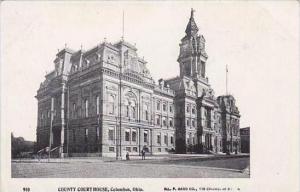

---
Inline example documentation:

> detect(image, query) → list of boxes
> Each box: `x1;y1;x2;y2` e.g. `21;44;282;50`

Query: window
133;147;138;152
170;136;174;144
73;103;76;118
96;127;99;141
108;95;115;114
126;147;131;152
125;130;130;141
169;119;173;127
85;128;88;142
85;99;89;117
158;148;161;152
144;131;148;143
156;115;160;125
163;117;167;127
187;119;190;126
126;105;129;117
145;110;148;120
109;147;115;152
165;148;168;152
157;101;160;110
163;103;167;111
164;135;168;145
169;105;173;113
186;105;190;113
192;120;195;127
132;130;137;142
157;135;161;144
192;107;195;114
96;96;99;115
132;107;136;119
108;129;114;141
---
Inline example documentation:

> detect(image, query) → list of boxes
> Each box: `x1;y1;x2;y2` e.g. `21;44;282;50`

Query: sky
1;1;299;143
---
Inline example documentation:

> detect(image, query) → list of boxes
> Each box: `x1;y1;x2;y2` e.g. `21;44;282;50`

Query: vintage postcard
1;1;299;192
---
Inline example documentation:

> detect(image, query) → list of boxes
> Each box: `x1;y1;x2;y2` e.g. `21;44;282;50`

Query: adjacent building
36;9;241;157
240;127;250;153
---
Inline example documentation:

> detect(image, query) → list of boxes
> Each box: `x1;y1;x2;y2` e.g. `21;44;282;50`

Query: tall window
192;120;195;127
73;103;76;118
126;105;129;117
108;95;115;114
157;101;160;110
157;135;161;144
96;127;99;141
170;136;174;144
164;135;168;145
85;128;88;143
108;129;114;141
169;119;173;127
96;96;99;115
187;119;190;126
163;117;167;127
144;104;149;121
186;105;190;113
163;103;167;111
125;130;130;141
85;99;89;117
169;105;173;113
145;110;148;121
132;130;137;142
156;115;161;125
132;107;136;119
144;131;148;143
192;107;196;114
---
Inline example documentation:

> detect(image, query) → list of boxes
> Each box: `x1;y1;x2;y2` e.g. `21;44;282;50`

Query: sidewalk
12;153;249;163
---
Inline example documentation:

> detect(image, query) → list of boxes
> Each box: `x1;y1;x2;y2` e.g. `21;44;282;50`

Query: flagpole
226;64;228;95
122;10;124;40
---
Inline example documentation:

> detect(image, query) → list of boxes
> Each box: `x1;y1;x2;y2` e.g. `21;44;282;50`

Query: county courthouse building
36;10;241;157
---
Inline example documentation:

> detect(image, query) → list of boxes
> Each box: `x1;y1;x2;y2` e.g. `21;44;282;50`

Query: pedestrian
126;152;130;160
141;149;145;160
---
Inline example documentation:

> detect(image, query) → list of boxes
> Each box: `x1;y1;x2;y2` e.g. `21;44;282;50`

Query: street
12;155;250;178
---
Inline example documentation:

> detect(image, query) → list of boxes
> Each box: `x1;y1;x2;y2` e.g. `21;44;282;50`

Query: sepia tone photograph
1;1;299;191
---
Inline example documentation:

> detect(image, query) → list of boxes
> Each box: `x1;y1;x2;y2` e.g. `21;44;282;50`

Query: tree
11;132;34;158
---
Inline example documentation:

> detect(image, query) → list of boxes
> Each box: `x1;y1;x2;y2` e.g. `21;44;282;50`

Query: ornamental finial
191;8;195;18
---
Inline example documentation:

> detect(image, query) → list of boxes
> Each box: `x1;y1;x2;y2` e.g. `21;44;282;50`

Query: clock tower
178;9;208;80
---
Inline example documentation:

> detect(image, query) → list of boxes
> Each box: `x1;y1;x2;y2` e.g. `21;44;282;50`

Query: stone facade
36;9;241;157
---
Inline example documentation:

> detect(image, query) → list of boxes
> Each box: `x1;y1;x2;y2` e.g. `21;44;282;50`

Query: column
60;83;65;158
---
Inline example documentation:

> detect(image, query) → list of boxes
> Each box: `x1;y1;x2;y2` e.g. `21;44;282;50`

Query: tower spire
185;8;198;37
